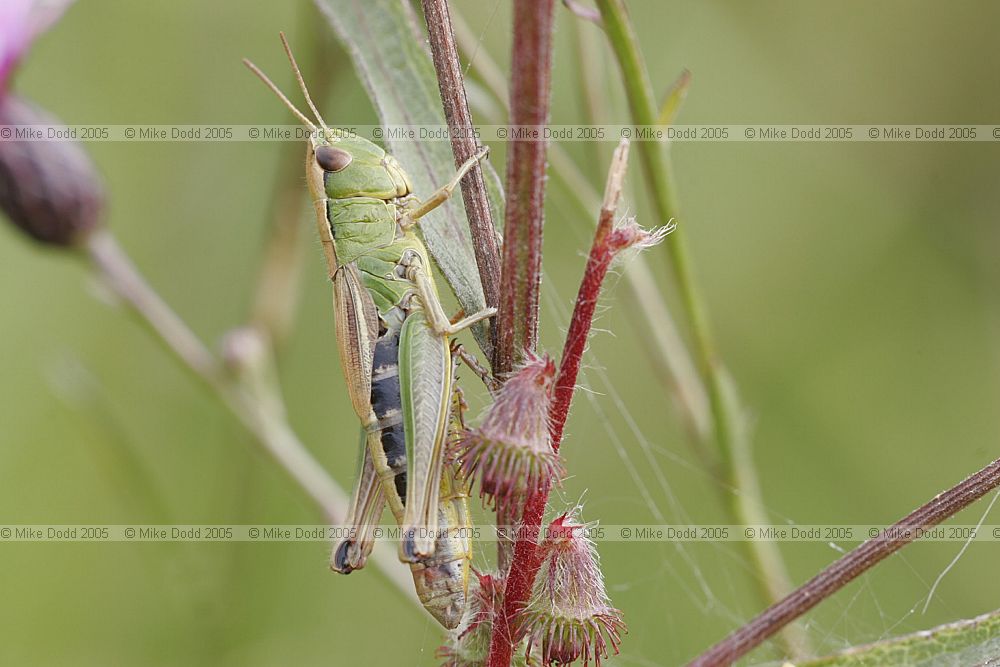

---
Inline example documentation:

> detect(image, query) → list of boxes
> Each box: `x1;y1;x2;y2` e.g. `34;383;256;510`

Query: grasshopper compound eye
316;145;352;172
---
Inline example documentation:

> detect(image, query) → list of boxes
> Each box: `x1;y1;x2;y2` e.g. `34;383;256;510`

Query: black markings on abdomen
370;329;407;503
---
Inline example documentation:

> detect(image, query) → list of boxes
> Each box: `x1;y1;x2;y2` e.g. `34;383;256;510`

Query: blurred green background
2;1;999;665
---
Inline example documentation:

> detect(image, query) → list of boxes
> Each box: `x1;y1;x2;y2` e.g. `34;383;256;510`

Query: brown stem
688;456;1000;666
421;0;502;355
487;140;632;667
490;0;557;377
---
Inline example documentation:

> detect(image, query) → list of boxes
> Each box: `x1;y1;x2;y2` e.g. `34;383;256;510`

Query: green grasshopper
244;35;492;627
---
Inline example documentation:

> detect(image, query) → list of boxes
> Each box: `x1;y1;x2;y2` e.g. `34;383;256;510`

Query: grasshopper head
245;33;412;202
307;133;412;201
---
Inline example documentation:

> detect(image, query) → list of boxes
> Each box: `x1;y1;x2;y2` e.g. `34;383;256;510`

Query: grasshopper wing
332;264;380;421
398;310;452;561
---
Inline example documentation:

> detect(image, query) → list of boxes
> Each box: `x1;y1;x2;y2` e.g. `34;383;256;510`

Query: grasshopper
244;34;492;627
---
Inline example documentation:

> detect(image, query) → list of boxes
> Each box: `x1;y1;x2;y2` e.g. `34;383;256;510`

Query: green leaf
315;0;504;354
793;609;1000;667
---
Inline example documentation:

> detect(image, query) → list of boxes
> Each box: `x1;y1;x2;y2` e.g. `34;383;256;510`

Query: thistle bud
0;95;104;246
438;571;537;667
437;571;503;667
454;354;563;516
518;513;625;666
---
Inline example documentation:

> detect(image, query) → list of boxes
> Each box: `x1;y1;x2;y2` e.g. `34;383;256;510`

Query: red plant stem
491;0;557;377
549;139;630;445
420;0;502;350
486;141;631;667
688;456;1000;667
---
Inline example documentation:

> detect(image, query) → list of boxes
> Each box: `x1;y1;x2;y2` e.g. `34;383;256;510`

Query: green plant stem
247;136;309;345
570;9;611;181
593;0;807;658
83;229;416;603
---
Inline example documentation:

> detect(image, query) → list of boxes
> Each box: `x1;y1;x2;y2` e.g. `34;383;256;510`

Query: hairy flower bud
438;571;502;667
518;513;625;666
454;353;563;517
0;95;104;246
438;572;536;667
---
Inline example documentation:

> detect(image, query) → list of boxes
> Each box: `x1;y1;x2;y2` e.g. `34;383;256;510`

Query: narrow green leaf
656;68;691;128
315;0;504;353
794;609;1000;667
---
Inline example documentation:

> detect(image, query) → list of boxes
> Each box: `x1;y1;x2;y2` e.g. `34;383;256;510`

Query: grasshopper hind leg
333;327;410;573
331;431;385;574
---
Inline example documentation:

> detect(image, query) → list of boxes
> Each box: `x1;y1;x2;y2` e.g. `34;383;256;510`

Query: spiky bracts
455;354;564;517
439;572;536;667
517;514;625;666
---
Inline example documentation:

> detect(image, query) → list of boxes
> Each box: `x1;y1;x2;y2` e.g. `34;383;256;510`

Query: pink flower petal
0;0;75;89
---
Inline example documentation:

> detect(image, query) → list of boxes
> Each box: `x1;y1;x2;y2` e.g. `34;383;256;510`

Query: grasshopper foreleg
400;251;496;336
398;146;490;228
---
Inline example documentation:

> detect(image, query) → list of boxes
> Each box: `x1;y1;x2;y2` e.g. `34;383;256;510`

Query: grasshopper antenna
279;31;332;137
242;57;318;132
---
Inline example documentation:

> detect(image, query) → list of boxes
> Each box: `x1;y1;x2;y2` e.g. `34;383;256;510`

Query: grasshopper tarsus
330;540;358;574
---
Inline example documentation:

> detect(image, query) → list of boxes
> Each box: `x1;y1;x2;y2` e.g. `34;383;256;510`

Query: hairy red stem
485;1;557;660
491;0;556;377
487;141;631;667
688;456;1000;666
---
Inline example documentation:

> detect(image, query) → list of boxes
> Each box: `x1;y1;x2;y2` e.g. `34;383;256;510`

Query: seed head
454;353;563;517
518;513;626;666
437;571;502;666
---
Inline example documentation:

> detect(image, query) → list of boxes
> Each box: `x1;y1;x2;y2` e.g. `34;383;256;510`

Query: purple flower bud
454;353;564;518
438;571;537;667
519;513;626;666
0;95;104;246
